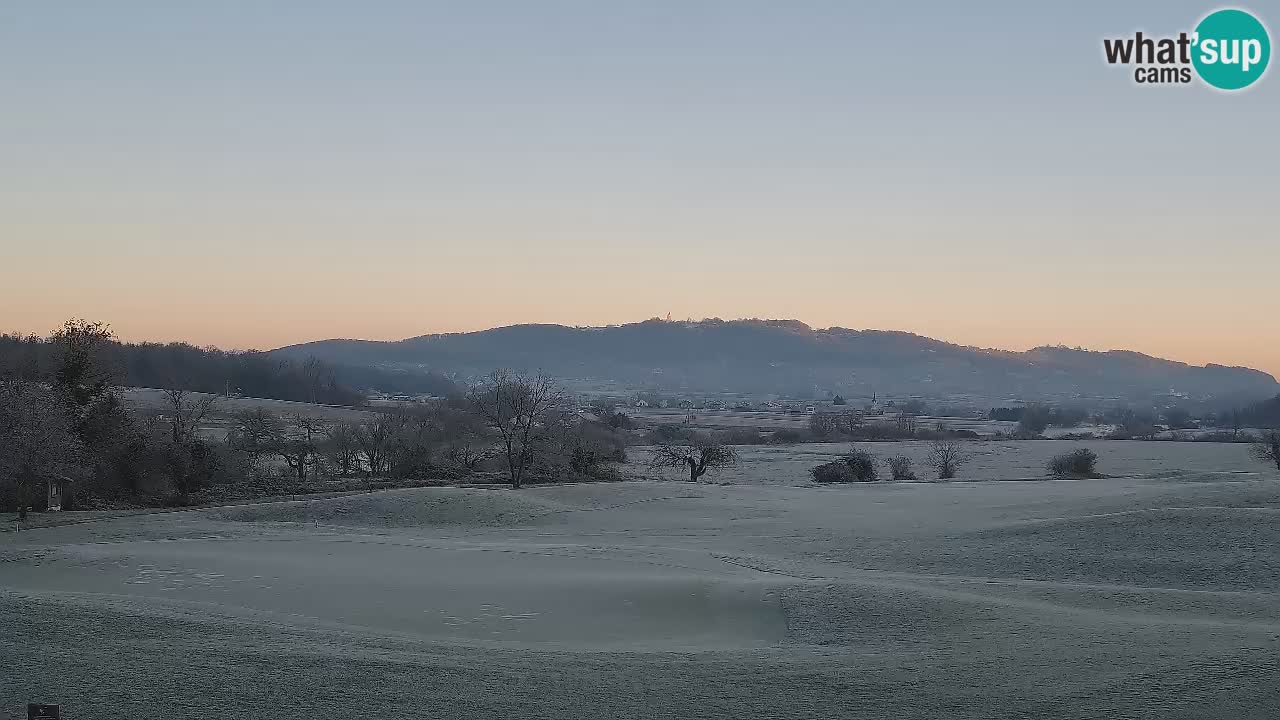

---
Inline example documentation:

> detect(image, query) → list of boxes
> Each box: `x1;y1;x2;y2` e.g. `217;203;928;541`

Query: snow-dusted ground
636;439;1265;484
4;447;1279;718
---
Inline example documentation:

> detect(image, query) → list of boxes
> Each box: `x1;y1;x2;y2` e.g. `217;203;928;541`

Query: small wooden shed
46;474;72;512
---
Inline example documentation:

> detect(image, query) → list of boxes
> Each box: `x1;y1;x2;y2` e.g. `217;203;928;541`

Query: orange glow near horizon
4;208;1278;376
5;297;1279;379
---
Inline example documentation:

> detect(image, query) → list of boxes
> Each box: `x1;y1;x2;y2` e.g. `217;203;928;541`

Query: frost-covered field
3;443;1278;719
634;439;1264;484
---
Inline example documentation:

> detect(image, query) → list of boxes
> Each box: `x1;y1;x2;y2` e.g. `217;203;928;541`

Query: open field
624;407;1020;435
634;439;1266;484
119;387;375;442
120;388;374;423
4;443;1279;719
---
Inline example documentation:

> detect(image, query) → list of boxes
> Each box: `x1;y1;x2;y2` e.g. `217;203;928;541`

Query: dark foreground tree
468;370;566;488
0;380;88;511
1254;430;1280;472
651;434;736;482
164;436;223;501
51;319;119;409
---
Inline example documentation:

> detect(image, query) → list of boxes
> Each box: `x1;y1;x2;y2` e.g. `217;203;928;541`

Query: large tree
272;415;326;481
162;388;219;444
51;319;119;410
467;370;566;488
650;433;736;483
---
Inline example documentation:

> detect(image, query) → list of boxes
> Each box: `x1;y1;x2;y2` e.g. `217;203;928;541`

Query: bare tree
895;411;919;437
467;370;566;488
1254;429;1280;472
436;408;495;471
384;409;438;479
300;356;330;405
809;412;838;437
355;413;395;477
1228;409;1244;441
925;439;969;479
323;421;363;476
650;433;737;483
227;408;277;478
162;388;219;443
273;415;326;481
835;409;863;435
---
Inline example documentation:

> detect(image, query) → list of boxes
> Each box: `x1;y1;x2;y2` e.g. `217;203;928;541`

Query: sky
2;1;1278;375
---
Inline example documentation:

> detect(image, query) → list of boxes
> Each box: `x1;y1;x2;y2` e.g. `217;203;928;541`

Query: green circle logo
1192;9;1271;90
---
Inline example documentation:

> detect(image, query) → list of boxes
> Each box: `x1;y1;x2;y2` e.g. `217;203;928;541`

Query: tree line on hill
220;373;628;492
1234;394;1280;428
0;324;460;407
275;318;1280;402
0;321;627;513
990;396;1280;439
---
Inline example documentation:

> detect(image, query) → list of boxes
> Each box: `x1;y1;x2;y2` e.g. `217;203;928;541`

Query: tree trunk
507;447;520;489
687;457;704;482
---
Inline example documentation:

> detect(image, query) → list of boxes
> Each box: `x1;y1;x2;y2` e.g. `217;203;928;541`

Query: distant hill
0;333;458;407
273;319;1279;404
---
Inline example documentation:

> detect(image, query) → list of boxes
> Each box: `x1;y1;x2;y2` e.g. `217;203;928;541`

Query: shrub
886;455;916;482
842;450;878;481
649;424;691;443
771;429;805;444
811;461;857;483
165;438;227;499
716;428;768;446
1046;448;1099;478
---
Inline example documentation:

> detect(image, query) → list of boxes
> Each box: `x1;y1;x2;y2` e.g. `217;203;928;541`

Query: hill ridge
273;318;1277;402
